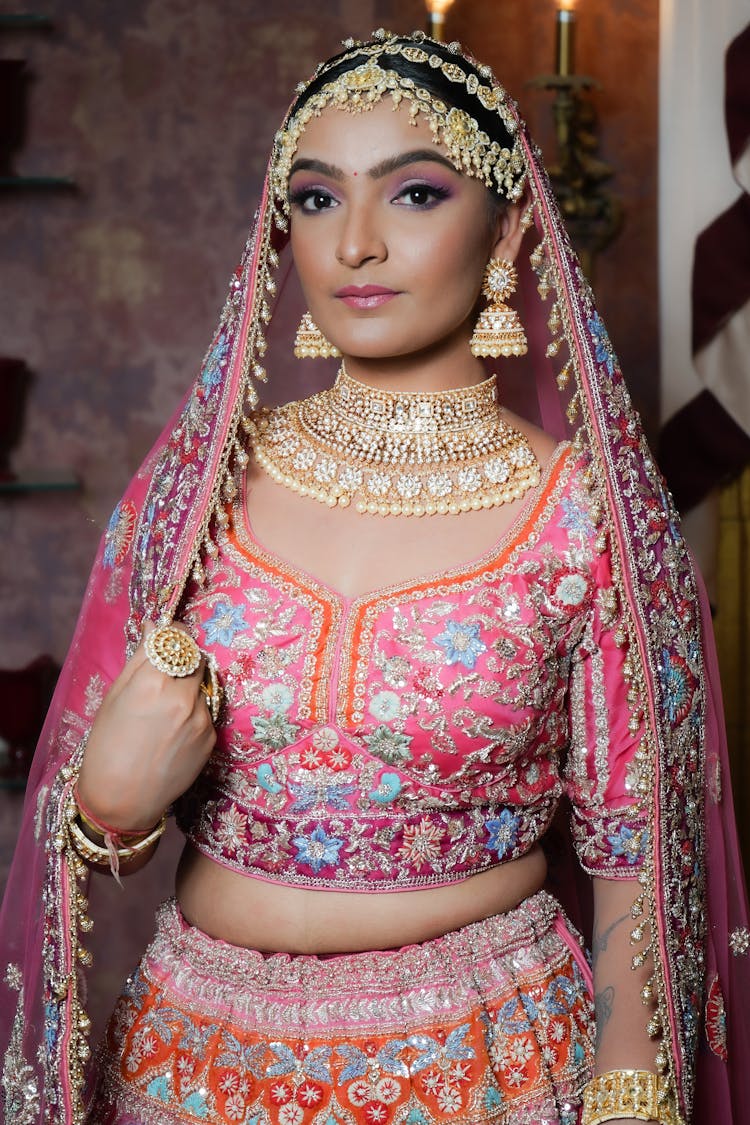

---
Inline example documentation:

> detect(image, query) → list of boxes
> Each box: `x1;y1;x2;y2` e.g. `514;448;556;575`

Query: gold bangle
581;1070;671;1125
74;803;157;844
67;808;166;866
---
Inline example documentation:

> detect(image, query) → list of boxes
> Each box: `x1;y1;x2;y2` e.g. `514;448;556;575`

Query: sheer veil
1;30;748;1125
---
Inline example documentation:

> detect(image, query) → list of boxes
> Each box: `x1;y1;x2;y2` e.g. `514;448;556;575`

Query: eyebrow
289;149;458;181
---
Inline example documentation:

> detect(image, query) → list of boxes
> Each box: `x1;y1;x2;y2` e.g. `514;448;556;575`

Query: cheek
289;228;313;288
416;223;490;306
290;222;330;294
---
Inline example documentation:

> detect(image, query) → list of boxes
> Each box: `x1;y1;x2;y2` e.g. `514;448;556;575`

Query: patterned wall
0;0;657;670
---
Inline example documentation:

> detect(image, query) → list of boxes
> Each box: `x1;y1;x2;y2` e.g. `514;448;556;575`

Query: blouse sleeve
563;539;651;878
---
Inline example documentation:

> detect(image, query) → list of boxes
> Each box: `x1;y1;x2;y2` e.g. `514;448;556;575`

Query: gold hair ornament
272;32;527;212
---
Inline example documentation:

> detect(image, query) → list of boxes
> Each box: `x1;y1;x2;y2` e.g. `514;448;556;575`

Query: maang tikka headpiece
270;30;527;213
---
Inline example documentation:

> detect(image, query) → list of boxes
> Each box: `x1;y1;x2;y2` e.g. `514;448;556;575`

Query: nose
335;200;387;268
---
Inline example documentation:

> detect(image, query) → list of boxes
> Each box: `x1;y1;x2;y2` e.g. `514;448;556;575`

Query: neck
340;328;492;394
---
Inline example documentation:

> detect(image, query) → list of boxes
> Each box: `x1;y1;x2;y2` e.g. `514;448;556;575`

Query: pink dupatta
1;31;748;1124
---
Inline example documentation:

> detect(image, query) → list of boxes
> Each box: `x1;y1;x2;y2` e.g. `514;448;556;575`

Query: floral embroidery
176;450;650;892
84;672;106;717
588;313;617;377
88;895;594;1123
325;744;353;770
103;499;137;568
312;726;340;752
292;824;344;873
381;655;410;687
705;976;728;1061
729;927;750;956
203;600;250;647
256;763;283;793
288;778;355;814
606;824;648;865
251;713;300;750
551;569;590;609
2;965;40;1125
558;496;595;539
658;649;695;726
365;724;413;766
397;817;446;871
434;620;487;669
369;690;401;721
261;683;294;713
486;809;521;859
201;331;229;390
215;805;248;854
369;772;402;804
300;745;325;769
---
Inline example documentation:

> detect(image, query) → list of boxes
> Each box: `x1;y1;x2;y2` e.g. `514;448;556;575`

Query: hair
289;34;516;207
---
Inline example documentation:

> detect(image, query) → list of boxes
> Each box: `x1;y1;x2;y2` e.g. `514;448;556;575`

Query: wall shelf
0;470;80;494
0;14;53;31
0;175;76;190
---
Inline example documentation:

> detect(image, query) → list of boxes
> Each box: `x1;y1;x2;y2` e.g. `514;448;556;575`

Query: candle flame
425;0;457;16
558;0;576;10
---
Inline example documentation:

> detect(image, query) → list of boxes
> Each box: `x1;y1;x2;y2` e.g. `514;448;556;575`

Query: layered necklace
250;365;540;517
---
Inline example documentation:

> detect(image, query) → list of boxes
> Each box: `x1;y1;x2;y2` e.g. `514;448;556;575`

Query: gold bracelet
75;804;158;844
581;1069;671;1125
67;807;166;867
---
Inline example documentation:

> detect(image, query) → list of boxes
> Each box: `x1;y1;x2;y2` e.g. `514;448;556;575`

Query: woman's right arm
76;622;216;846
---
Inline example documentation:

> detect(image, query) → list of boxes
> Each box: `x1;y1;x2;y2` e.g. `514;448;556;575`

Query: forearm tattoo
594;985;615;1047
592;909;630;967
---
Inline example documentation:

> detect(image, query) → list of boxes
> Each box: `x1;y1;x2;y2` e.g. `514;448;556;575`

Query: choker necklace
250;365;540;517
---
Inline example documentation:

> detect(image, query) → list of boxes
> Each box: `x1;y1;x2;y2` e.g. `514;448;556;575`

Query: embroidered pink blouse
175;444;649;891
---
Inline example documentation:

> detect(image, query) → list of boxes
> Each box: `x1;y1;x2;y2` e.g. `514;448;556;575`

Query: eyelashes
393;182;452;208
288;179;453;213
288;186;339;212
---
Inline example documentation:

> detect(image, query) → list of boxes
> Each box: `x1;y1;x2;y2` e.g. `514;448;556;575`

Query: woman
1;29;748;1125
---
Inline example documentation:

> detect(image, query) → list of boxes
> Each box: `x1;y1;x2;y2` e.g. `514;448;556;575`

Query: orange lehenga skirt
86;891;594;1125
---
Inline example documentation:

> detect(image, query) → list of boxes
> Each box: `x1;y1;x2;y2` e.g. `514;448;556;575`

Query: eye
393;182;451;209
289;187;339;212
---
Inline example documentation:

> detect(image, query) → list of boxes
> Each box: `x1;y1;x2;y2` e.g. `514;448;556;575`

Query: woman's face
288;98;521;369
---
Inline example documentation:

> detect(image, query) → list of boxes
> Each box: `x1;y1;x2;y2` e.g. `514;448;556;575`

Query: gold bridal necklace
250;364;540;517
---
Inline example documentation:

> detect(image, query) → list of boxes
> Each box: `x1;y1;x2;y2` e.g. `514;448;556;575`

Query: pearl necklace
250;366;540;517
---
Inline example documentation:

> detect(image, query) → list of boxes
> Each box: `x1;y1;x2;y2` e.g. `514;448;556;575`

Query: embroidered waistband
143;891;565;1031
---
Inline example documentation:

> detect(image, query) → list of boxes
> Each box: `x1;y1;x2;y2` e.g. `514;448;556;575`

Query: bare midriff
175;843;548;954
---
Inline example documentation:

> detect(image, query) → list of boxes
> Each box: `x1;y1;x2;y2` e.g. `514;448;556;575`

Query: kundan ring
144;624;202;678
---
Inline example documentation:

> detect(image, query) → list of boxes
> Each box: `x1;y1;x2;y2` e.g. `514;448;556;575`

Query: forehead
292;100;450;172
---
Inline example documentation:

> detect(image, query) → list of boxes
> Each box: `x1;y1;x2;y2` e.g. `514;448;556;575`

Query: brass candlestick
425;0;457;42
555;1;576;77
529;4;621;278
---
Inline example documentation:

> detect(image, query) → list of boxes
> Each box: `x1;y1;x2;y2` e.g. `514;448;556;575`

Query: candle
425;0;457;42
555;0;576;77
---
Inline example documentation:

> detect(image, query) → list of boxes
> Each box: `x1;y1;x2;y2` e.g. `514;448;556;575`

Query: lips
335;284;399;309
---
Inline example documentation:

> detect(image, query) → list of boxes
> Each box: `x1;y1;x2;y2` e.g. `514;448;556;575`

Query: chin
334;331;437;361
